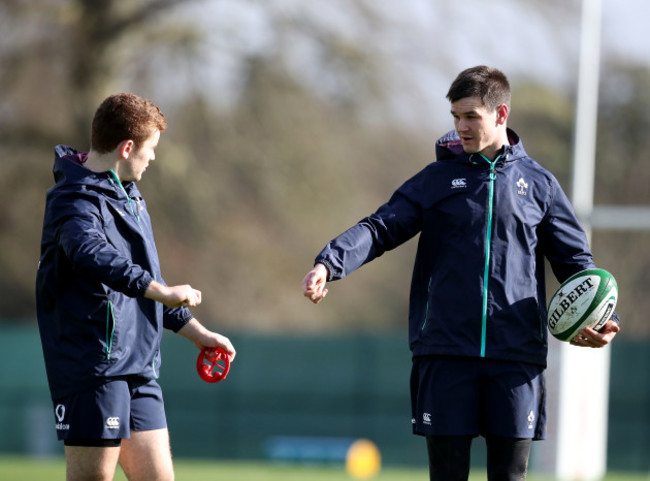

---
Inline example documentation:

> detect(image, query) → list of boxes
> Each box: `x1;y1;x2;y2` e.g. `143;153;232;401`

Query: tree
0;0;204;319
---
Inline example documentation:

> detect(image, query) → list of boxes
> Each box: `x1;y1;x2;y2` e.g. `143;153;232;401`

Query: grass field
0;456;648;481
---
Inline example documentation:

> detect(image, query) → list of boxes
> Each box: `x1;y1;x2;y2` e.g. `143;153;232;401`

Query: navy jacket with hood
315;129;598;367
36;145;193;400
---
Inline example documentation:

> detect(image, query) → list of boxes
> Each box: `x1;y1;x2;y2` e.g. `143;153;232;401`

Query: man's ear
496;104;509;126
118;140;134;160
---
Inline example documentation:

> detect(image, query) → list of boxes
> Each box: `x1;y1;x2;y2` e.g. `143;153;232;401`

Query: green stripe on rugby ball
547;268;618;342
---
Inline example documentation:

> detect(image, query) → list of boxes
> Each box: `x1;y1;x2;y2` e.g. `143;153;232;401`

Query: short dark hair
91;93;167;153
446;66;511;111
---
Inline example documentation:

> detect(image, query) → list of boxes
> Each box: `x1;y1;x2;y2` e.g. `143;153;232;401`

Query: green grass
1;457;424;481
0;456;648;481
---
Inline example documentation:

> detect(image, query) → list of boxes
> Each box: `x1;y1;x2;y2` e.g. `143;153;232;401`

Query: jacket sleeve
157;274;194;332
56;192;153;298
539;177;622;327
163;306;194;332
315;174;424;281
538;176;595;283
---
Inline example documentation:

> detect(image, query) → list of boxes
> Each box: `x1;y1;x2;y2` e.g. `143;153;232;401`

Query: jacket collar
434;128;526;165
52;145;140;199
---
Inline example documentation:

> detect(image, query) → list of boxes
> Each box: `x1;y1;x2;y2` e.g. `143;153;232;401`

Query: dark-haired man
302;66;619;480
36;93;235;481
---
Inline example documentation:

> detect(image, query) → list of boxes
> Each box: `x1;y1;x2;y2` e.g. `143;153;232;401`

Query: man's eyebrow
450;109;479;116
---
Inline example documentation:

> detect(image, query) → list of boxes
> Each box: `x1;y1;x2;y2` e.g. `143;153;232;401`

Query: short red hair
91;93;167;153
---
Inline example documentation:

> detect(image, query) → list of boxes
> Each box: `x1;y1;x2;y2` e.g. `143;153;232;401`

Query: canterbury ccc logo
106;417;120;429
451;178;467;189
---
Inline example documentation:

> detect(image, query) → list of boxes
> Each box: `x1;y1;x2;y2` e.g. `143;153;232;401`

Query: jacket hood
435;128;526;165
52;145;138;198
53;145;103;185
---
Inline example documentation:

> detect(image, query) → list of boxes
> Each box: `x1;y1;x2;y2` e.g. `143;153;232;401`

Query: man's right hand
145;280;202;308
301;263;329;304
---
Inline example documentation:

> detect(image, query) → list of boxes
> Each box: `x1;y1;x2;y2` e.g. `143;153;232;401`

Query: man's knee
64;445;121;481
426;435;473;481
486;436;531;481
119;429;174;481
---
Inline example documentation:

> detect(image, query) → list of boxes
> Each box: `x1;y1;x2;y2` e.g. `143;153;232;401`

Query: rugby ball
547;268;617;342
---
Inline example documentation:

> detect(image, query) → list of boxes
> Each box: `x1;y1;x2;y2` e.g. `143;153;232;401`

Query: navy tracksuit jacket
316;129;600;367
36;145;193;400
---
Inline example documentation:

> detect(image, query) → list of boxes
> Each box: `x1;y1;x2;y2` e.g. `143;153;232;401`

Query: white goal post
554;0;645;479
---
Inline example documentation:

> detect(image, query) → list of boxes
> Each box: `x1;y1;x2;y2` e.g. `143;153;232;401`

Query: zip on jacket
474;152;503;358
108;169;143;230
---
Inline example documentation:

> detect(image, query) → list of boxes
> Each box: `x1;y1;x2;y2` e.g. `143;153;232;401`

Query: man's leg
485;436;531;481
118;428;174;481
426;435;473;481
65;445;121;481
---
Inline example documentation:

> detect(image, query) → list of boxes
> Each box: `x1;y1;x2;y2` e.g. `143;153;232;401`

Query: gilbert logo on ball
547;268;617;342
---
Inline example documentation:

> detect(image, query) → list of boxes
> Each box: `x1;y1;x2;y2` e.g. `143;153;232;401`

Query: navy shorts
52;377;167;443
410;356;546;440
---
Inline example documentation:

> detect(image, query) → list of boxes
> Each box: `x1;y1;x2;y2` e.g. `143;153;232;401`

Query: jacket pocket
420;277;433;331
105;300;115;360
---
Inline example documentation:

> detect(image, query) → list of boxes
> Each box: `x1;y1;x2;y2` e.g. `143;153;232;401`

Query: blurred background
1;0;649;477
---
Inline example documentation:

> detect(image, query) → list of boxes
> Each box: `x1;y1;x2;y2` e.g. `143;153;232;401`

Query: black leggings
426;435;532;481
